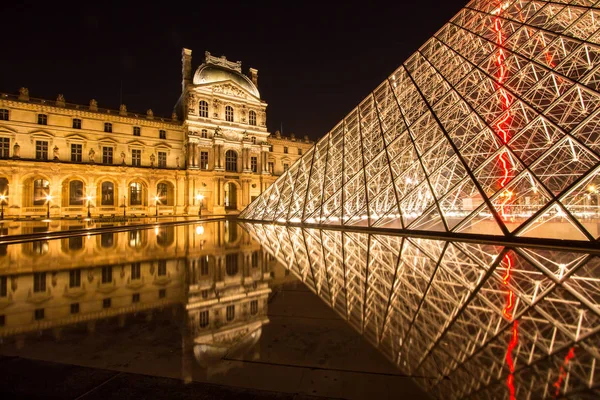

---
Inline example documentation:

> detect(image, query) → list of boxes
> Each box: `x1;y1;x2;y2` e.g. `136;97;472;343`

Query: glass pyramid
241;0;600;242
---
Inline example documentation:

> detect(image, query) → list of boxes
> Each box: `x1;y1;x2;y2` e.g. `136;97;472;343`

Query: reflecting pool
0;221;424;399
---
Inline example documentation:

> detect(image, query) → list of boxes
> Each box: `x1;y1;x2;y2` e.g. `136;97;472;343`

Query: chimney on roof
182;48;193;92
249;68;258;87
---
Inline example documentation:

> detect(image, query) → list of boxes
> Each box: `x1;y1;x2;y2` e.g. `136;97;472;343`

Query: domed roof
193;64;260;98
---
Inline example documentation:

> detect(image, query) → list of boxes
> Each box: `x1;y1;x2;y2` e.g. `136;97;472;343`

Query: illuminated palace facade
0;50;313;218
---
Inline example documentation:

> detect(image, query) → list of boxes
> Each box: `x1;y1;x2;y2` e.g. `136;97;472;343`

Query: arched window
0;177;8;197
157;182;173;206
225;254;238;276
101;182;114;205
225;106;234;122
199;100;209;118
249;110;256;126
100;233;114;248
225;150;237;172
69;180;84;205
129;182;144;206
33;179;50;206
156;226;175;247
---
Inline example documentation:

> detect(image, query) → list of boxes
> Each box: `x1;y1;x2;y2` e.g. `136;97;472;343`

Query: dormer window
201;129;207;138
249;110;256;126
37;114;48;125
133;126;141;136
225;106;234;122
104;122;112;133
199;101;209;118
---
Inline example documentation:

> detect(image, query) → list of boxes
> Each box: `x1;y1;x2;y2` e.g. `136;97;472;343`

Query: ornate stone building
0;50;313;218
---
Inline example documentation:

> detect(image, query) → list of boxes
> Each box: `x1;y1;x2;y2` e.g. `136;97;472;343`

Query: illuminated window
69;270;81;288
33;272;46;292
0;109;8;121
199;100;209;118
37;114;47;125
200;151;208;170
35;140;48;160
251;156;257;172
102;147;113;164
201;129;207;138
33;179;50;205
101;181;114;205
249;110;256;126
133;126;141;136
129;182;143;205
226;305;235;321
199;256;209;275
70;143;82;162
199;311;209;328
104;122;112;133
250;300;258;315
131;149;141;166
129;230;145;248
225;150;237;172
0;138;9;158
69;180;84;205
225;105;234;122
159;129;166;139
158;152;167;168
72;118;81;129
157;182;168;203
101;267;112;284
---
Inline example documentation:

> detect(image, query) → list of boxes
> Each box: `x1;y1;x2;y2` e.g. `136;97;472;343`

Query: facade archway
156;181;174;206
97;180;118;207
224;181;239;210
22;176;51;207
128;181;147;206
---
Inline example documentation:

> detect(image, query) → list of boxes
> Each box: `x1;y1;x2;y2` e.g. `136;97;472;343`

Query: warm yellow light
154;226;159;235
196;194;204;201
45;194;52;202
154;195;160;202
86;195;92;201
589;184;597;193
196;225;204;235
0;195;6;202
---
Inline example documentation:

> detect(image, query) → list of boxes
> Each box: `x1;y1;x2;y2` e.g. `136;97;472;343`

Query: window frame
159;129;166;139
249;110;256;126
37;114;48;125
225;105;234;122
102;146;113;164
157;151;167;168
104;122;112;133
133;126;141;136
35;140;49;160
72;118;82;129
70;143;82;162
199;100;209;118
0;109;8;121
131;149;141;166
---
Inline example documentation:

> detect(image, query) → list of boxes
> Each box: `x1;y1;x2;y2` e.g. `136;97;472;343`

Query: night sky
1;1;467;141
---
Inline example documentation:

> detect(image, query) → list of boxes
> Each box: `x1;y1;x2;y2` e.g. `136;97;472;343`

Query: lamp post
45;194;52;219
0;194;6;220
86;195;92;219
154;195;160;217
196;194;204;218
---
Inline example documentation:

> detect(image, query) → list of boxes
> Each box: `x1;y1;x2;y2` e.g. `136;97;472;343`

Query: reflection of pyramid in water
242;0;600;241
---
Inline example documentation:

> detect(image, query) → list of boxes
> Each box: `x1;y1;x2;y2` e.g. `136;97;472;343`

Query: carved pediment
212;83;248;99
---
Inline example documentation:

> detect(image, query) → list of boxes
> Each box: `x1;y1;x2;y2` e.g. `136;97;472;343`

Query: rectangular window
0;109;8;121
268;162;274;174
70;303;79;314
283;163;289;172
251;252;259;268
33;272;46;293
131;263;141;280
0;138;9;159
269;146;273;152
199;256;209;275
131;149;141;166
101;266;112;284
159;130;166;139
72;118;82;129
34;308;45;320
250;300;258;315
104;122;112;133
133;126;141;136
298;148;302;155
132;293;140;303
158;260;167;276
200;151;208;170
103;298;111;308
37;114;47;125
158;152;167;168
283;146;288;154
70;143;82;162
199;311;209;328
226;305;235;321
36;140;48;160
102;147;113;164
0;276;6;297
69;270;81;288
251;156;257;172
0;314;4;326
159;289;166;298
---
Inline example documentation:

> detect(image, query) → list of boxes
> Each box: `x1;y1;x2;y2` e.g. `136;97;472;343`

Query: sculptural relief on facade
212;83;247;99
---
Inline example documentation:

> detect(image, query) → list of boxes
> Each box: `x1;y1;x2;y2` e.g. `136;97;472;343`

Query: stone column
192;144;197;167
187;143;193;167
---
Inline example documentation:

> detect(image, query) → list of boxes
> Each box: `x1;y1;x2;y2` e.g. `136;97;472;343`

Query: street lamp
86;195;92;219
154;195;160;217
196;194;204;218
0;194;6;220
45;194;52;219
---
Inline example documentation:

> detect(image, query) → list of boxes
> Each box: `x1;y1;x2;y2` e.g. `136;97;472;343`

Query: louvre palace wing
241;222;600;399
241;0;600;242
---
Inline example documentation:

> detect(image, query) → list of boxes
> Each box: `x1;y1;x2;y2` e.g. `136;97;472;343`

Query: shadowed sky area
1;1;467;141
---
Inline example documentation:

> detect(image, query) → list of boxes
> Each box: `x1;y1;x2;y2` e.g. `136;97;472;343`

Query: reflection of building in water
242;222;600;400
0;222;272;373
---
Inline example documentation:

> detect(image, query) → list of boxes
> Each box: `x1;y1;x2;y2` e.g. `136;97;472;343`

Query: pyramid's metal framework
242;222;600;398
242;0;600;242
